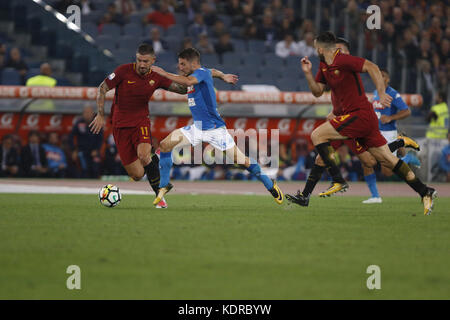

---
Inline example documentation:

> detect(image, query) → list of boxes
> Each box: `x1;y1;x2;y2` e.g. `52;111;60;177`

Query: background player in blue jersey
362;69;421;203
150;47;284;206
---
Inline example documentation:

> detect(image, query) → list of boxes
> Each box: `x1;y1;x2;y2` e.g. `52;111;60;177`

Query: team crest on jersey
187;85;195;94
334;70;340;75
149;80;155;86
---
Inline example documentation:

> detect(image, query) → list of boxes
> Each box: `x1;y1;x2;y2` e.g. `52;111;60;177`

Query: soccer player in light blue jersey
361;69;421;204
150;47;284;206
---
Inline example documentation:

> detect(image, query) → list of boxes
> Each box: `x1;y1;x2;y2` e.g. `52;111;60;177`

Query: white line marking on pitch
0;183;148;195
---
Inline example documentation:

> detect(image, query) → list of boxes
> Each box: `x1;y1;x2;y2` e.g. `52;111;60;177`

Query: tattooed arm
89;80;110;134
167;81;188;94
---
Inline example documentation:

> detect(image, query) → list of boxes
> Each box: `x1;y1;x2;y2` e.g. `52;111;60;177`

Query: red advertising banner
0;112;325;144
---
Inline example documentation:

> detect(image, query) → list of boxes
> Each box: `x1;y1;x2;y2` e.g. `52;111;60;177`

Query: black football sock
388;139;405;152
315;142;346;184
302;164;326;197
392;159;428;197
144;154;161;196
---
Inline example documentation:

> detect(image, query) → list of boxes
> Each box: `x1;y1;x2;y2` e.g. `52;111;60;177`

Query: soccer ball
99;184;121;207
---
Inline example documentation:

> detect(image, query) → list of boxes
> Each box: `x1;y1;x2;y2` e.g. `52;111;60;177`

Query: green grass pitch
0;193;449;299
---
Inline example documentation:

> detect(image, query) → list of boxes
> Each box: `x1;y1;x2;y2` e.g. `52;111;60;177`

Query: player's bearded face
317;48;325;63
314;41;325;63
136;54;155;75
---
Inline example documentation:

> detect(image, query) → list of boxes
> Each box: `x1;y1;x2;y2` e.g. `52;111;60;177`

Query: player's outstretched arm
210;68;239;84
89;80;110;134
151;66;198;86
380;108;411;124
167;82;188;94
362;60;392;107
301;57;325;97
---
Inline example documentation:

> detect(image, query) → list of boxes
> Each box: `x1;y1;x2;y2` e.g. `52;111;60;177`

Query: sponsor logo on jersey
372;100;385;110
127;81;136;84
188;98;196;107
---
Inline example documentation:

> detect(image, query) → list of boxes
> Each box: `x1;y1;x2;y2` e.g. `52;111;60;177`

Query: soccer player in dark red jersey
291;32;436;215
287;38;420;207
89;43;188;208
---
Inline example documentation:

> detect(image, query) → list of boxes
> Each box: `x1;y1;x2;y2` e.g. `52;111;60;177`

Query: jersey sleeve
337;54;365;73
389;89;409;110
315;69;326;84
104;65;127;88
156;73;173;90
191;68;210;84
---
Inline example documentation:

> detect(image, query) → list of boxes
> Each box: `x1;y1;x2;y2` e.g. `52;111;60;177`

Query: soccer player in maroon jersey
291;32;436;215
287;38;420;207
89;43;188;208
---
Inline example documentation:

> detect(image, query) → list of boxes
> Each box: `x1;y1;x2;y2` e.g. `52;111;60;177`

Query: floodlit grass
0;193;449;299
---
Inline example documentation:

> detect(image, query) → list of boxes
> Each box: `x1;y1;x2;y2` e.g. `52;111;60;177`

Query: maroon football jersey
104;63;172;128
315;49;373;115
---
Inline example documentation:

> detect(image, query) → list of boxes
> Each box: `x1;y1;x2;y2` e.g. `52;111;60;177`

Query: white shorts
180;124;236;151
381;130;398;155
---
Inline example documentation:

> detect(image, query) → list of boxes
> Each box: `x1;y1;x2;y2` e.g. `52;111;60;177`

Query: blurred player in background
287;37;420;207
150;47;284;206
70;105;103;178
363;68;421;203
288;31;436;215
89;43;187;209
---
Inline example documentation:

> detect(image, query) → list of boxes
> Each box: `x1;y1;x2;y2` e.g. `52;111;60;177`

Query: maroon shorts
331;139;367;155
112;119;152;166
329;111;386;149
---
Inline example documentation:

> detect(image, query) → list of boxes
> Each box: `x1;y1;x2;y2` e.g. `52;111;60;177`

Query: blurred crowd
50;0;449;107
0;42;57;86
0;105;126;179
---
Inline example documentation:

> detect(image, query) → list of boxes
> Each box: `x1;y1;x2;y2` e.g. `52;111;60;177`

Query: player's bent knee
137;152;151;166
159;139;173;153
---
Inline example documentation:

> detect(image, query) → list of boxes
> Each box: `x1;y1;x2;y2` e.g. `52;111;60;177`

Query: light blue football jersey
187;68;226;130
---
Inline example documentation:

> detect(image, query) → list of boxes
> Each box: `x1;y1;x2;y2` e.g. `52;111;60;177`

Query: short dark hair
136;43;155;55
315;31;337;48
336;37;350;51
178;47;201;62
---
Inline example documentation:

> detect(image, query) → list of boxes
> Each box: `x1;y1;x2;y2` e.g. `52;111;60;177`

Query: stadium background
0;0;448;182
1;0;450;301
